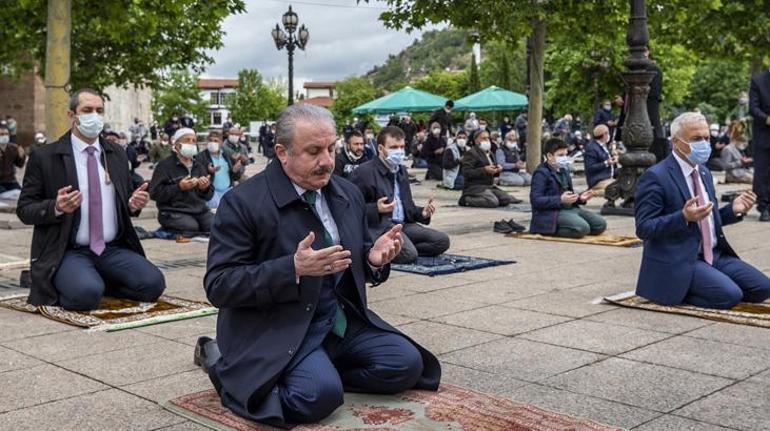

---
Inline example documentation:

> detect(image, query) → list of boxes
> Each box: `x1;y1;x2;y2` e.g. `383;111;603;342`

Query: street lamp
602;0;657;216
271;6;309;105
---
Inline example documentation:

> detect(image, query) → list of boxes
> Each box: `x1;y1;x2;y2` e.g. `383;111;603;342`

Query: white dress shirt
71;134;118;246
292;183;341;246
673;152;717;248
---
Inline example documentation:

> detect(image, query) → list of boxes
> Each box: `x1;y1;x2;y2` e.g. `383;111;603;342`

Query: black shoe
760;209;770;222
509;197;524;204
493;220;515;234
194;336;221;373
506;219;526;232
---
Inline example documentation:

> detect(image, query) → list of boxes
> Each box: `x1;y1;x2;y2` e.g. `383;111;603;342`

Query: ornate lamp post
602;0;658;216
271;6;309;106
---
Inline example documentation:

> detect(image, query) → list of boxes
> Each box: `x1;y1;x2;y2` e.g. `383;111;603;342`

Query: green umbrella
454;85;528;112
352;86;448;114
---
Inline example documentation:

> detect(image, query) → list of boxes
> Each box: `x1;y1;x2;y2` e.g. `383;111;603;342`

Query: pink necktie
85;146;105;256
689;169;713;265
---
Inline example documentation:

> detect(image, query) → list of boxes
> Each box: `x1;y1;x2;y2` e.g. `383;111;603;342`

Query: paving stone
440;363;529;395
441;338;605;382
0;345;41;373
433;305;571;336
136;315;218;342
387;273;475;292
0;364;107;413
675;379;770;431
0;388;182;431
685;322;770;351
622;335;770;380
397;321;502;355
56;338;197;386
0;308;72;342
122;369;213;402
521;319;672;355
375;310;419;327
543;357;732;412
156;422;212;431
438;278;555;305
505;383;659;429
502;290;617;318
585;307;711;334
371;290;487;319
364;283;420;303
634;414;736;431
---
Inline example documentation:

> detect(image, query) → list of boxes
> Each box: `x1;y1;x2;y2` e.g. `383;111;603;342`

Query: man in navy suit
195;104;440;428
583;124;618;198
635;112;770;309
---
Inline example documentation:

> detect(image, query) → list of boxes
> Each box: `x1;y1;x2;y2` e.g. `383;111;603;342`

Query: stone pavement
0;155;768;430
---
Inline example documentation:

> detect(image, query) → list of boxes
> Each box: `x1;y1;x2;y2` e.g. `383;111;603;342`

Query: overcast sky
203;0;443;87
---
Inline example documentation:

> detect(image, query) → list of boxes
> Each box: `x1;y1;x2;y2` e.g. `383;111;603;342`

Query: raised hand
560;191;579;205
368;224;403;267
178;176;196;191
197;176;211;191
422;197;436;219
294;231;352;277
732;190;756;215
377;196;396;214
55;185;82;214
129;182;150;211
682;197;713;222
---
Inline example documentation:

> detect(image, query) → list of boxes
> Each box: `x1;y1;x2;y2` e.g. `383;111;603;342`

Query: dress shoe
760;209;770;222
508;197;524;204
194;336;221;373
506;219;526;232
493;220;514;234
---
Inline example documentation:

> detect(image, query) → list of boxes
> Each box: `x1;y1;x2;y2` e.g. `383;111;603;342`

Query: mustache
312;167;333;176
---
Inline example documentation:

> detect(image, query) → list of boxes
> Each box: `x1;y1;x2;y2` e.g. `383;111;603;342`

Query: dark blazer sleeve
442;149;458;169
634;170;689;240
204;194;300;310
13;146;25;168
584;145;608;176
16;151;61;226
530;168;561;210
461;150;487;182
749;76;768;125
148;161;182;205
350;167;382;228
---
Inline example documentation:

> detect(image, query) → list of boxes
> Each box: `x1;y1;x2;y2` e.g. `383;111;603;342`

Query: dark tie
301;190;347;337
85;146;105;256
689;169;713;265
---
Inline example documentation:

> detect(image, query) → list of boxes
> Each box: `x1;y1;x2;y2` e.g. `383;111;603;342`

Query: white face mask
505;141;516;150
555;155;571;170
432;128;441;136
76;112;104;138
479;125;487;131
479;140;491;152
456;139;467;148
228;135;239;144
0;136;9;145
207;142;220;153
179;143;197;158
366;133;374;140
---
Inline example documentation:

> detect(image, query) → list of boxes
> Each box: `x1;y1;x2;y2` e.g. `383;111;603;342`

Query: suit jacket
16;131;144;306
460;146;495;197
750;70;770;149
529;162;585;234
204;160;440;427
634;154;740;305
350;158;429;239
584;140;613;188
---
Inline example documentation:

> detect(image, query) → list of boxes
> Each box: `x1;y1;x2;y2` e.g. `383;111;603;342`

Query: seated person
195;130;241;209
0;124;26;200
196;104;439;428
721;140;753;184
530;138;607;238
707;123;728;172
16;88;164;310
635;112;770;309
226;126;250;174
459;129;521;207
333;130;366;178
584;124;618;198
421;122;446;180
351;126;450;264
442;130;467;190
496;130;531;187
149;128;214;235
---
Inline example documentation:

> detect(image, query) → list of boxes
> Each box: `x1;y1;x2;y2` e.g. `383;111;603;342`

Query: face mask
555;156;571;170
179;143;197;158
505;141;516;150
739;98;748;105
710;131;718;137
432;128;441;136
603;105;612;111
366;133;374;140
456;139;467;148
479;140;491;152
479;125;487;131
385;148;405;170
36;138;46;144
76;113;104;138
0;136;8;145
228;135;239;144
207;142;220;153
118;139;128;149
683;139;711;165
737;142;748;151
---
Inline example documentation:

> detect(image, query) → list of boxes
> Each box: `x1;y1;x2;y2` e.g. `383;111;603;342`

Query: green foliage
226;69;286;125
479;39;527;93
413;70;467;100
467;55;481;93
0;0;245;91
684;60;750;123
151;70;208;125
331;77;382;129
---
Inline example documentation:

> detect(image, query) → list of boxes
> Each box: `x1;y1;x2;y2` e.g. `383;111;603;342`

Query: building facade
197;78;238;130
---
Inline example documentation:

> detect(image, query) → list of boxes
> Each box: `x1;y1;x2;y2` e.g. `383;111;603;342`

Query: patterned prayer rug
507;232;642;248
0;294;217;331
164;384;622;431
604;291;770;328
391;254;515;276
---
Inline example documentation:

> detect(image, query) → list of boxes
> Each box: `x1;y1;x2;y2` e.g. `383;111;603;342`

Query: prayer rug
0;294;217;331
391;254;515;276
604;291;770;329
164;384;621;431
441;203;532;213
507;232;642;248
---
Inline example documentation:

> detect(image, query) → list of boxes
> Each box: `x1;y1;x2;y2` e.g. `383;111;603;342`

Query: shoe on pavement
506;219;526;232
493;220;515;234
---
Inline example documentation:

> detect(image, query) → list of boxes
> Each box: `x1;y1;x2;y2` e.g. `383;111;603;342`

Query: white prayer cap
172;127;196;144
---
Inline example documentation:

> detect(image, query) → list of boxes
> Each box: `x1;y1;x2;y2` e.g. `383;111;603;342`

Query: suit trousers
392;222;451;264
463;188;513;208
555;208;607;239
278;313;423;424
753;143;770;211
684;249;770;309
158;210;214;236
53;245;166;310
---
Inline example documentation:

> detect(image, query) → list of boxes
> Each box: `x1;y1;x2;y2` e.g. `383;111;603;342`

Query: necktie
689;169;713;265
301;190;347;338
85;146;105;256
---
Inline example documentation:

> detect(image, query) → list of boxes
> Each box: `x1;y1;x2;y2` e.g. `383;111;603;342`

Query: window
209;92;218;106
213;112;222;126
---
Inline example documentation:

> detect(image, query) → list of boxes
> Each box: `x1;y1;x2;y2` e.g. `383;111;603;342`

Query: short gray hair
68;88;102;112
670;112;707;140
275;103;336;150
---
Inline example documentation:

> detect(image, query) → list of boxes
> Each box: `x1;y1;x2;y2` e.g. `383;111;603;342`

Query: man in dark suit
459;129;521;207
195;104;440;428
584;124;618;198
333;130;365;179
749;68;770;221
428;99;454;137
16;89;165;310
350;126;449;265
634;112;770;309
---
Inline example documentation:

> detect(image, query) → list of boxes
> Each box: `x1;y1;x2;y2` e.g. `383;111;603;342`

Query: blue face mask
385;148;405;171
555;156;571;170
684;139;711;165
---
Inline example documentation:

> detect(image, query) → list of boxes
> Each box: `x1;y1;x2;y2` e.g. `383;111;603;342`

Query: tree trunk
526;19;546;173
45;0;71;141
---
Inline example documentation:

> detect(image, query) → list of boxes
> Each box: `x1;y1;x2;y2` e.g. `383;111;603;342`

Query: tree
152;70;208;125
331;77;381;129
685;60;750;123
226;69;286;125
0;0;246;91
467;54;481;94
479;39;527;92
413;70;467;100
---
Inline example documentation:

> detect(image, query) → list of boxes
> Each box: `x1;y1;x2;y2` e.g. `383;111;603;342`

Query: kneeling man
196;104;440;428
635;112;770;309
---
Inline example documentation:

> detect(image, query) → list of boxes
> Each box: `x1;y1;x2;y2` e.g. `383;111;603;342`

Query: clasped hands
560;190;593;205
178;176;211;192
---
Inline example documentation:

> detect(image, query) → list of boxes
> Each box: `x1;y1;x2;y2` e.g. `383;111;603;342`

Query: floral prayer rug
507;232;642;248
164;384;622;431
391;254;515;276
604;291;770;328
0;294;217;331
